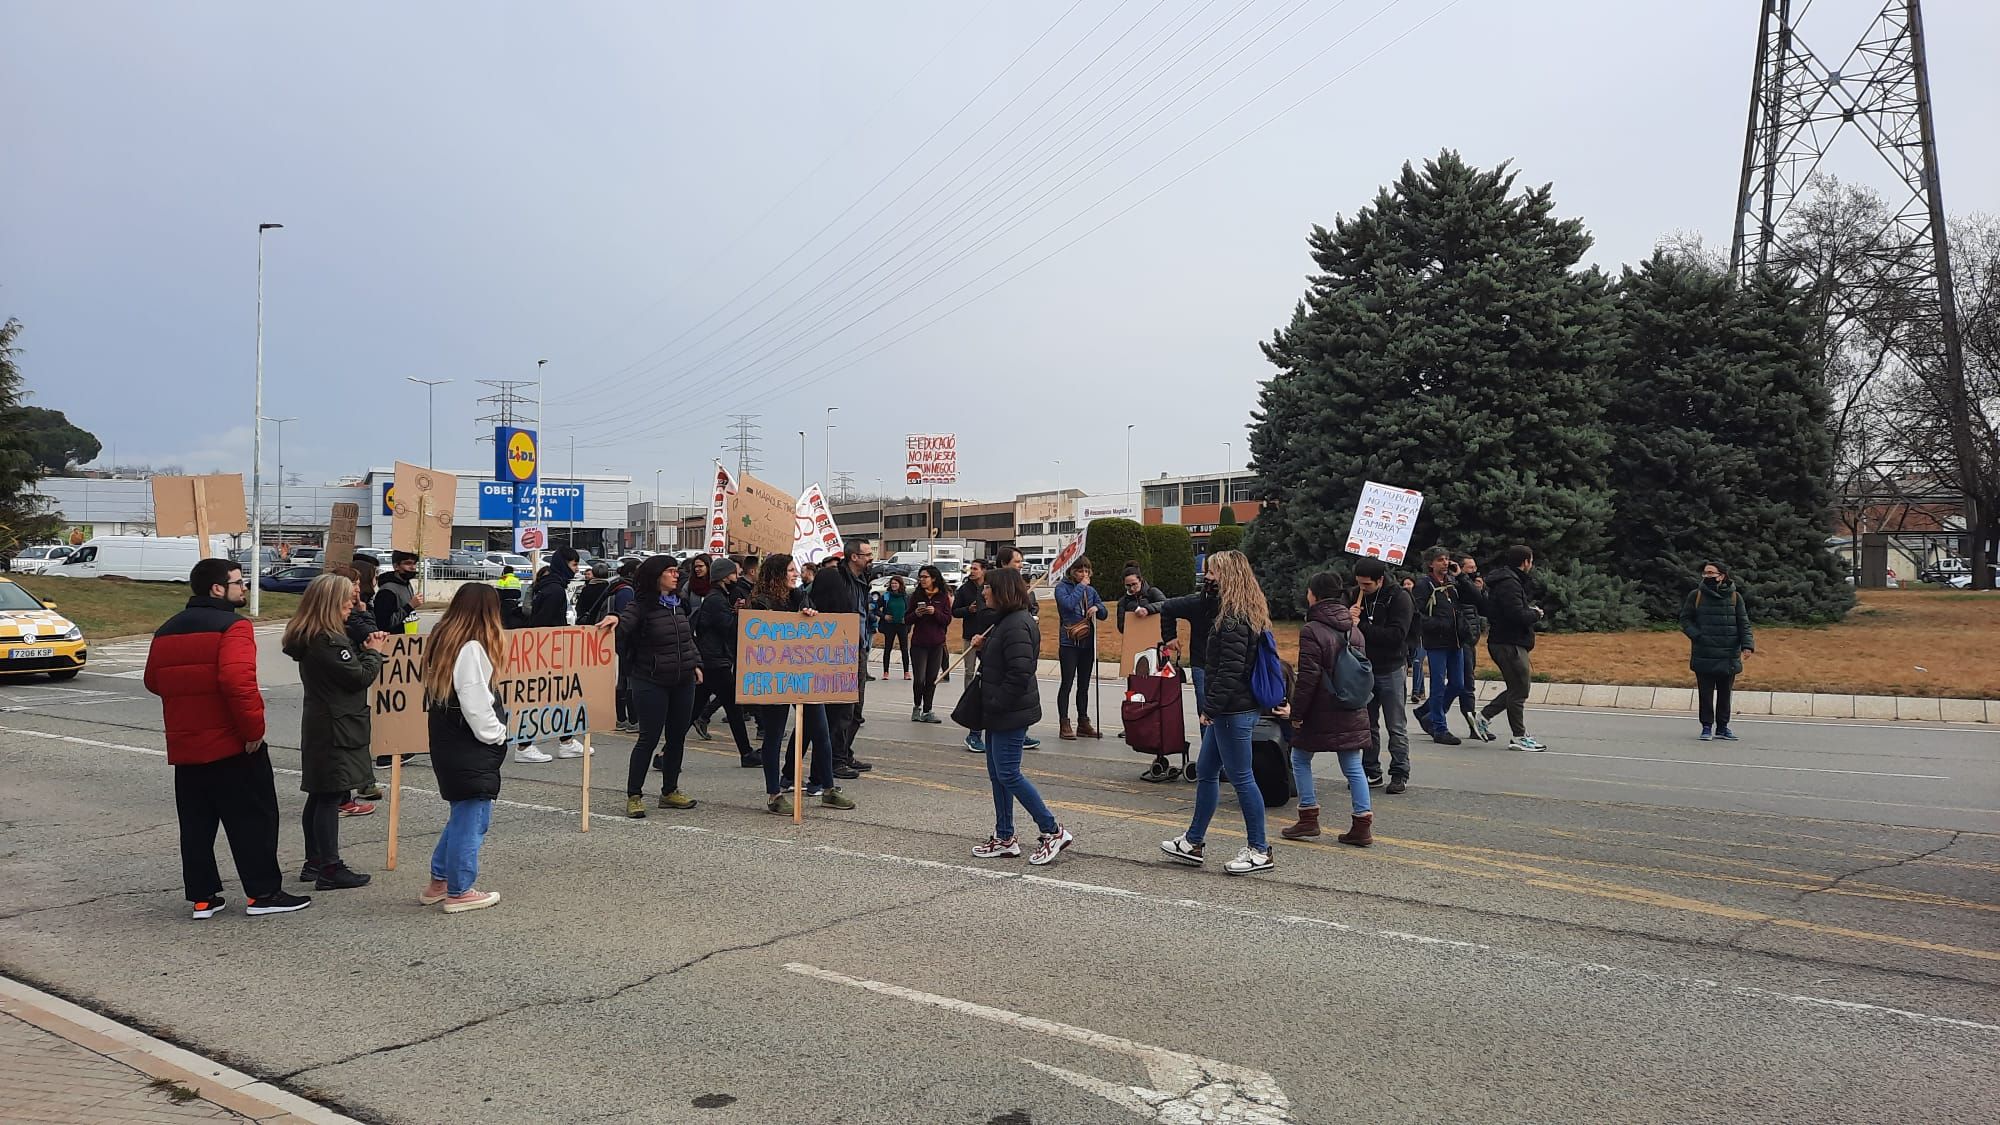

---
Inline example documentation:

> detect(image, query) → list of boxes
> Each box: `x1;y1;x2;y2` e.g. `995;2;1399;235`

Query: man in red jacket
144;558;311;919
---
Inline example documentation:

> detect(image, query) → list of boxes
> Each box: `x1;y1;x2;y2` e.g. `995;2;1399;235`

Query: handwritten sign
905;433;957;485
730;474;798;557
391;462;457;559
370;627;619;754
326;503;359;569
734;612;861;704
369;634;429;758
1344;481;1424;565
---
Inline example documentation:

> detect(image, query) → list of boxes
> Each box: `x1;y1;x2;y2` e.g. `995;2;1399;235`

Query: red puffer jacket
144;597;266;766
1291;599;1372;754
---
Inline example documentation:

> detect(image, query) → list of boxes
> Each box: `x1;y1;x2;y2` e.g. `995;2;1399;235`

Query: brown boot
1280;806;1321;840
1059;718;1076;741
1337;813;1374;848
1078;718;1101;739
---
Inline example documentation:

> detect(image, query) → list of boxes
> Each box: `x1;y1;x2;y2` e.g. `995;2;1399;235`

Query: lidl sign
494;427;539;487
381;480;396;517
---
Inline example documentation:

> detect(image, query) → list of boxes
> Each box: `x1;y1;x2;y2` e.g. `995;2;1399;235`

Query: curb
0;974;361;1124
1033;659;1996;724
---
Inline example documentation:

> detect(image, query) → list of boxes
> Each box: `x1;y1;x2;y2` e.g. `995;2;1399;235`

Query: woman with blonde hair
1161;550;1276;876
282;573;389;890
421;584;511;913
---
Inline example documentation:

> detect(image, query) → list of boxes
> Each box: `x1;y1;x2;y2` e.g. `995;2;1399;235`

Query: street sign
494;426;539;488
478;481;583;522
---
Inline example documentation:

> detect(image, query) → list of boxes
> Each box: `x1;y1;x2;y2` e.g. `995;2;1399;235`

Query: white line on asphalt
1538;706;1994;736
1535;751;1950;780
13;725;1998;1038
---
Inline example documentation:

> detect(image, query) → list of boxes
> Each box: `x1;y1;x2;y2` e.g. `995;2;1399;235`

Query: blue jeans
1186;710;1266;852
986;726;1057;841
430;798;493;896
1409;647;1427;695
761;703;834;795
1426;647;1468;733
1290;749;1370;816
1191;666;1208;717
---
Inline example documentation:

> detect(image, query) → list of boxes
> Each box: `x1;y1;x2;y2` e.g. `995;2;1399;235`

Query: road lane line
1536;751;1948;780
1567;775;2000;819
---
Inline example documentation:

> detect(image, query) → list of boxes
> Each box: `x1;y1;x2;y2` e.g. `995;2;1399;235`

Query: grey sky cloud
5;1;1994;505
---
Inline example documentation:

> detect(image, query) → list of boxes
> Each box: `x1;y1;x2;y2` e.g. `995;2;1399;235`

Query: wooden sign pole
386;754;403;870
580;733;592;832
191;477;213;560
792;702;805;825
416;495;430;606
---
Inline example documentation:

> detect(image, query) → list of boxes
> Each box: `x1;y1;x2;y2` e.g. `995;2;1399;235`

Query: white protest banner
1344;481;1424;565
792;483;844;565
1048;527;1086;580
904;433;957;486
707;462;738;555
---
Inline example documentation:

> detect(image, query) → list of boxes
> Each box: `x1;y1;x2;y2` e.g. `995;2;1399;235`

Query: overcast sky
5;0;1996;507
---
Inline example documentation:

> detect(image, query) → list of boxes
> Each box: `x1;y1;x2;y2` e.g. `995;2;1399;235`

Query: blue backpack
1250;629;1288;711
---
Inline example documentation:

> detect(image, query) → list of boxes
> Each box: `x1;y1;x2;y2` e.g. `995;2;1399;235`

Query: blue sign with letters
478;481;583;522
381;480;395;517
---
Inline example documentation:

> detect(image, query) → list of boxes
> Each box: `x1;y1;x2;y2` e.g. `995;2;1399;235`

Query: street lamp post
407;378;451;468
654;469;663;551
1125;424;1135;515
249;221;282;617
798;430;807;494
262;416;296;556
875;476;885;547
1222;442;1231;509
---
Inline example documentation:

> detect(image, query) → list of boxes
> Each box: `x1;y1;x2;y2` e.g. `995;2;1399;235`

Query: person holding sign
282;574;389;890
421;585;510;914
748;555;850;813
970;568;1073;866
617;556;703;818
691;558;761;767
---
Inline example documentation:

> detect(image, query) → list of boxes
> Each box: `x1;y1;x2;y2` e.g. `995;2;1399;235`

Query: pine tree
1606;257;1851;621
1246;152;1624;622
0;319;60;551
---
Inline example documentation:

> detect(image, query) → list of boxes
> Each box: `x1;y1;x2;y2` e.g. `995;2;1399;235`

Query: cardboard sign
904;433;957;485
369;634;429;758
792;484;844;565
730;473;797;557
734;611;861;704
1344;481;1424;565
152;474;248;540
326;503;359;569
1120;612;1162;677
391;462;457;559
369;627;619;755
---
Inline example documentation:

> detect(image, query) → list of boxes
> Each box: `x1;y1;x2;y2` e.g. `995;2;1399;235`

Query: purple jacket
910;589;953;648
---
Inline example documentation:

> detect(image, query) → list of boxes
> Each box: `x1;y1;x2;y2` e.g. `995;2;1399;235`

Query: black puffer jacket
951;579;984;640
694;581;749;670
1158;586;1219;668
1202;614;1259;717
618;594;700;687
979;608;1043;732
1483;565;1542;650
528;563;575;628
1680;578;1754;676
429;696;507;802
285;631;383;794
1356;585;1411;667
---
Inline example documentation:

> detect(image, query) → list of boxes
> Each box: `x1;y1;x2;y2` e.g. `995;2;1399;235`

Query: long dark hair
985;567;1031;614
754;553;795;607
635;555;681;601
916;565;945;595
886;575;906;597
423;584;505;704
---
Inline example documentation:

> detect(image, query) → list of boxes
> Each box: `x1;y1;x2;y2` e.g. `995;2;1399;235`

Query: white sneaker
514;745;555;764
972;835;1021;859
1223;846;1274;876
1159;835;1205;866
1508;736;1546;753
555;738;589;759
1028;826;1074;867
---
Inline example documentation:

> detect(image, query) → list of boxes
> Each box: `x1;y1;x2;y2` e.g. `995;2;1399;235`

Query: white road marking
1535;751;1949;780
1536;706;1993;735
784;962;1295;1123
9;725;1997;1038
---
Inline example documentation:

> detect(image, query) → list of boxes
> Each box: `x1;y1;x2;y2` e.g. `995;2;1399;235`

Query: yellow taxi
0;575;87;681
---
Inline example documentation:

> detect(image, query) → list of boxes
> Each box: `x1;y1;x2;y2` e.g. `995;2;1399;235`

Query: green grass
10;575;300;639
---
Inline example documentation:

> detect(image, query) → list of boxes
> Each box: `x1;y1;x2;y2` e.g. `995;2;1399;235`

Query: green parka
285;631;384;794
1679;578;1754;676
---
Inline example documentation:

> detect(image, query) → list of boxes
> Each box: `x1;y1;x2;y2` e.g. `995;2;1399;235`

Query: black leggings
912;644;945;712
879;625;910;674
1058;645;1093;722
694;672;756;756
301;790;346;867
628;677;696;796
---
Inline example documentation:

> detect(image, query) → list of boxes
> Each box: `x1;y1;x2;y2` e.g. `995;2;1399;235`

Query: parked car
287;546;322;565
0;575;87;680
259;565;321;594
46;536;204;583
7;545;75;575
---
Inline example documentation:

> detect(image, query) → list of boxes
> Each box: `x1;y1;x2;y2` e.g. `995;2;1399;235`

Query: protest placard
390;462;457;559
325;503;359;568
1344;481;1425;565
151;474;248;556
792;484;844;564
734;611;861;704
730;473;797;557
1121;613;1162;677
904;433;957;485
495;625;619;745
707;462;738;555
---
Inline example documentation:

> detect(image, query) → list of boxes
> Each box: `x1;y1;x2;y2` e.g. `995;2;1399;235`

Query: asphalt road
1;629;1995;1123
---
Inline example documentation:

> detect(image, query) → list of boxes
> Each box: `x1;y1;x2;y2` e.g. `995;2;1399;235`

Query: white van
47;536;206;583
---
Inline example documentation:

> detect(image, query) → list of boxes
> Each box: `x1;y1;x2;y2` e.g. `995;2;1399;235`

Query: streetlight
1125;424;1135;515
798;430;807;494
875;476;885;546
654;469;663;551
261;416;296;556
407;378;451;468
250;221;282;617
824;406;838;493
1222;442;1231;509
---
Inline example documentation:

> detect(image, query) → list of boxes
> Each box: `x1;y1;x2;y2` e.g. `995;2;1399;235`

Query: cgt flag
707;461;740;555
792;483;844;565
1048;527;1086;581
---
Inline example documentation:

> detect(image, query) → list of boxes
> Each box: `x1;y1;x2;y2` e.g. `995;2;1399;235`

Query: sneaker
1160;835;1205;866
246;891;313;916
190;896;227;920
626;795;647;819
1386;777;1408;795
555;738;589;759
1365;770;1386;789
297;862;322;884
973;835;1022;859
355;784;384;801
1223;846;1274;876
804;784;826;798
374;755;392;768
919;711;943;724
766;793;794;816
617;719;639;733
832;764;861;780
1508;736;1546;752
442;889;500;914
314;865;371;891
820;787;855;811
964;734;986;754
848;758;875;772
739;753;763;769
1431;730;1463;746
1023;736;1041;750
419;880;449;906
514;745;554;764
657;791;697;810
1699;725;1714;742
338;799;376;817
1473;715;1495;742
1029;826;1074;867
1716;727;1739;741
693;719;713;742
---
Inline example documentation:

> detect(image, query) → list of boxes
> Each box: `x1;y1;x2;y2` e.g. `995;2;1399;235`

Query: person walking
908;565;952;723
948;558;987;685
1352;557;1414;793
810;540;875;777
970;568;1074;866
691;557;761;766
1116;564;1165;634
421;584;510;913
749;554;851;813
1281;572;1375;845
1681;561;1754;741
606;560;640;732
617;555;703;816
682;553;714;604
1159;550;1276;877
282;574;388;890
574;560;614;626
1412;548;1468;747
1454;554;1492;742
517;547;588;763
144;558;311;918
1403;576;1428;709
691;558;751;740
872;575;912;680
1480;545;1548;751
1053;557;1108;740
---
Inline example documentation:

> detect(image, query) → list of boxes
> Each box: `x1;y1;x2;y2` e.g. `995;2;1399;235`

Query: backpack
1250;629;1288;711
1319;623;1374;709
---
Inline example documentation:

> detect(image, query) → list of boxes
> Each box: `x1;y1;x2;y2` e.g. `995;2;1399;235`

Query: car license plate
9;648;54;659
